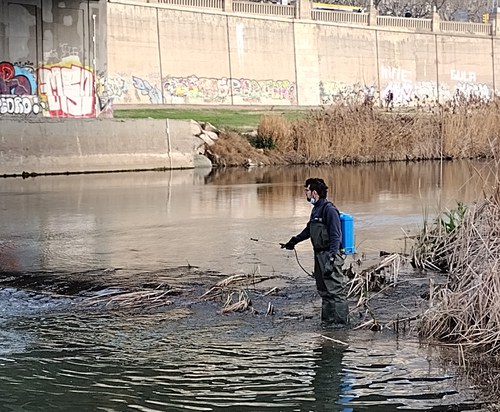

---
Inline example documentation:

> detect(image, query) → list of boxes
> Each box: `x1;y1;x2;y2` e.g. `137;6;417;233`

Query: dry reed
208;102;500;167
222;290;253;313
347;252;410;331
414;158;500;354
347;253;406;307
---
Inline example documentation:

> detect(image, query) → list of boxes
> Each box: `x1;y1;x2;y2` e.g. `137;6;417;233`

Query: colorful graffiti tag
38;63;95;117
162;75;296;105
132;76;162;104
0;61;36;95
123;74;296;105
1;59;96;117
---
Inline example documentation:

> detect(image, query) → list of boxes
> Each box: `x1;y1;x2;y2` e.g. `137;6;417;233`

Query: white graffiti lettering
0;96;44;115
380;65;411;82
38;64;95;118
451;70;477;82
455;82;490;102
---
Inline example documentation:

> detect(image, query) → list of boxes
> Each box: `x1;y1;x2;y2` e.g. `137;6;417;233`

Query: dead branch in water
82;289;175;309
200;272;270;300
347;253;407;308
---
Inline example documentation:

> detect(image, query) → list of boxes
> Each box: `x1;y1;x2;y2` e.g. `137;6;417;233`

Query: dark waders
310;220;350;327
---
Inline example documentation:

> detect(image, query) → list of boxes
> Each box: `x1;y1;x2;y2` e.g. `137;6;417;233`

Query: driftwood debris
347;252;407;308
81;288;179;309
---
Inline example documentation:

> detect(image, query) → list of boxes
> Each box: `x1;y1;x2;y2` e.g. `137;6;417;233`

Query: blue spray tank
340;213;355;255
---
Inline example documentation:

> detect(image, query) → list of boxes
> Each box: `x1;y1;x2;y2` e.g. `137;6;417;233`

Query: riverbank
2;102;496;177
114;102;499;168
203;103;499;167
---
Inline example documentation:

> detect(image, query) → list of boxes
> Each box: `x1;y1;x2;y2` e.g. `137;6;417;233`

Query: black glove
325;255;335;275
281;236;298;250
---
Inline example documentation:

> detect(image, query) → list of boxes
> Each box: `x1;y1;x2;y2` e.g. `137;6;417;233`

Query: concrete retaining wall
0;119;202;176
106;1;498;108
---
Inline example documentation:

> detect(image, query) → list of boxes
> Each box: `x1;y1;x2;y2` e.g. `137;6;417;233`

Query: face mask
308;197;316;205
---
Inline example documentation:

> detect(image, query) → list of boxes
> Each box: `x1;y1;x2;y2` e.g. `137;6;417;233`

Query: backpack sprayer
339;212;355;255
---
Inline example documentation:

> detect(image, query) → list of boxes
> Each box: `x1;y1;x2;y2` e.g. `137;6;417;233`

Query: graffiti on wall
0;61;36;95
38;62;95;117
44;43;83;65
455;81;490;102
1;58;96;118
380;65;411;83
95;73;129;117
0;61;42;116
101;75;128;102
451;69;476;82
381;81;441;106
132;76;162;104
119;74;296;105
0;96;45;115
162;75;296;104
320;81;376;105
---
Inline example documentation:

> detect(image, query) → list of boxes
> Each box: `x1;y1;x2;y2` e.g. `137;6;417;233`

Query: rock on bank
0;118;215;177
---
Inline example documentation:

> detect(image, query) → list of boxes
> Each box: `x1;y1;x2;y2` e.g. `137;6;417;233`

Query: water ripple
0;299;481;412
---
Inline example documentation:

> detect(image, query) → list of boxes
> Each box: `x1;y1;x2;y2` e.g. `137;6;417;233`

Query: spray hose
292;248;314;278
250;238;313;278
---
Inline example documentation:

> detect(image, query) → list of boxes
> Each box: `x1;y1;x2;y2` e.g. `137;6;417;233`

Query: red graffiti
0;61;33;95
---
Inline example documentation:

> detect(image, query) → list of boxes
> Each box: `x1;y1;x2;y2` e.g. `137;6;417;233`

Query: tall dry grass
412;152;500;355
248;102;500;165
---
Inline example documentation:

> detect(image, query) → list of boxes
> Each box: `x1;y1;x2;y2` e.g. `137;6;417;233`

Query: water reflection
0;160;495;275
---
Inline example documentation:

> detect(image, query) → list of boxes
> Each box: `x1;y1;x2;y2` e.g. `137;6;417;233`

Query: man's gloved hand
324;254;335;274
280;236;298;250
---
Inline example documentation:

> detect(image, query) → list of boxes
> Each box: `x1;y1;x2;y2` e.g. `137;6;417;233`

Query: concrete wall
2;0;498;114
105;1;499;108
107;3;298;106
1;0;499;175
0;119;200;176
0;0;106;118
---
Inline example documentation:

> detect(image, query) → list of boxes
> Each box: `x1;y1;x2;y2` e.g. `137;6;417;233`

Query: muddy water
0;161;494;411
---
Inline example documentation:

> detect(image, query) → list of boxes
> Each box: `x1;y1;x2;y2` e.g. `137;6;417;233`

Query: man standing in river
281;178;349;328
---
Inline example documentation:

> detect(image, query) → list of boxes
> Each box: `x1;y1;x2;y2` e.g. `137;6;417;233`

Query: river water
0;161;494;411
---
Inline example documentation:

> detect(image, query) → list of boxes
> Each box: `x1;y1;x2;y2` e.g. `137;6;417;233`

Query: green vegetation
438;201;467;234
114;107;307;132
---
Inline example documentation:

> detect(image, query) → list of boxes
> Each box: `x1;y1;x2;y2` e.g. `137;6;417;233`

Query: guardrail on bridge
145;0;497;36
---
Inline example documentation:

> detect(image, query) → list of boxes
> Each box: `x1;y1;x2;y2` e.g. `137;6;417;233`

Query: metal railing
440;21;492;35
233;1;295;18
137;0;498;37
156;0;223;9
377;15;432;31
312;10;368;25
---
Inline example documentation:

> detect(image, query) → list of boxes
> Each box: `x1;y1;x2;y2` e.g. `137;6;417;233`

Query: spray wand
249;238;314;278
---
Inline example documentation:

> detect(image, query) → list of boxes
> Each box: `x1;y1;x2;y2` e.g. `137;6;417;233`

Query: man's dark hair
305;178;328;198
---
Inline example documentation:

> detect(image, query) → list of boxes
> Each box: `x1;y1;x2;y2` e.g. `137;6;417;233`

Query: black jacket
294;198;342;256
